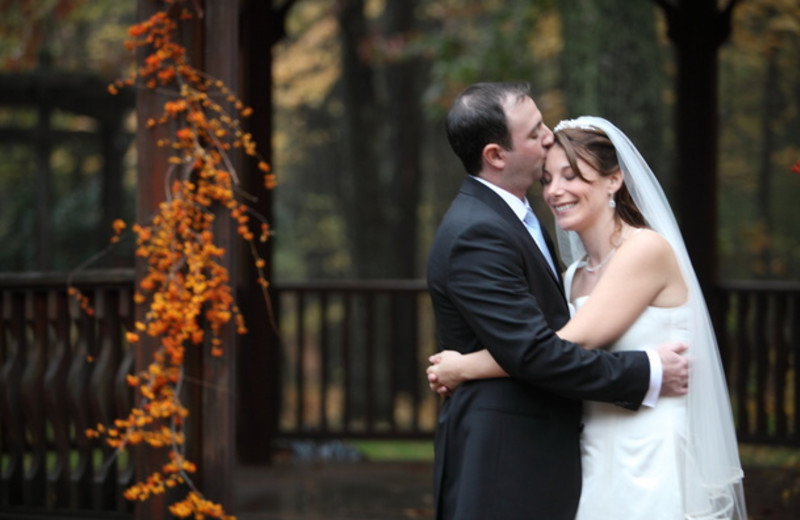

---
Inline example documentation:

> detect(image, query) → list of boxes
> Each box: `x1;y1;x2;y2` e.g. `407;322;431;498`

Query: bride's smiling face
541;144;614;232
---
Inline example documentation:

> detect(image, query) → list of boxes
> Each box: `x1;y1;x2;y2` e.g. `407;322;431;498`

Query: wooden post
236;0;281;466
656;0;739;295
132;1;281;515
672;0;721;294
194;0;238;507
134;0;173;515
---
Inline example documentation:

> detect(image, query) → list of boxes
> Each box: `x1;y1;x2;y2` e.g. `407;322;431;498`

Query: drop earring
609;196;616;209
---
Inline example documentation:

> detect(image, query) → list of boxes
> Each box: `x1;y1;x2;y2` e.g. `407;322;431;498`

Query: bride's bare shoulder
624;227;670;251
616;228;675;269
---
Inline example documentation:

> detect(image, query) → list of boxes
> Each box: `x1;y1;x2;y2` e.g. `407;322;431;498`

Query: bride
426;117;746;519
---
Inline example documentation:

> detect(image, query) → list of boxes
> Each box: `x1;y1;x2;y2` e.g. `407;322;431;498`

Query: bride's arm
427;349;508;393
559;229;683;349
427;230;685;391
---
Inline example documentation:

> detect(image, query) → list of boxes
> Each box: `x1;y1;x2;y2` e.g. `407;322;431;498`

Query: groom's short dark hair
446;82;532;176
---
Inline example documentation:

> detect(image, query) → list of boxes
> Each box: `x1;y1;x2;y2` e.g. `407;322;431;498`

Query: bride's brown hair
554;127;646;229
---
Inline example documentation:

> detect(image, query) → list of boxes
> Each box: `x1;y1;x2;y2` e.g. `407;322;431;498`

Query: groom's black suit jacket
427;177;651;520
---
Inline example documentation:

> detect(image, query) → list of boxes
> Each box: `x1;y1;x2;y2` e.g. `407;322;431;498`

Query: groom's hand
657;342;689;397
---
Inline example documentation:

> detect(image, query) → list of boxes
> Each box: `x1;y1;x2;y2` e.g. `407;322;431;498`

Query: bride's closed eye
540;170;577;186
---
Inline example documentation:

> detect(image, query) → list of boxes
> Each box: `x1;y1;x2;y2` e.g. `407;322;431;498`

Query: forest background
0;0;798;284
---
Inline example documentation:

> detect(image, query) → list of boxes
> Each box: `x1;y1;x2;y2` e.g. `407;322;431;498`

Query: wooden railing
713;281;800;446
274;280;439;440
0;270;135;518
276;280;800;446
1;271;799;516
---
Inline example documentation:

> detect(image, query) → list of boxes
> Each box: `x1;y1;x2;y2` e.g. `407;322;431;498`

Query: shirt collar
471;175;531;222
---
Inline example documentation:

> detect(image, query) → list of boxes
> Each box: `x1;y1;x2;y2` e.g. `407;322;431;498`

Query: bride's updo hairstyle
554;127;646;229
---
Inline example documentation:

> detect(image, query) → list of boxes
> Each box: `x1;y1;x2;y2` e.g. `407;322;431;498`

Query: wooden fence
713;280;800;446
0;270;134;517
274;280;439;440
1;271;798;517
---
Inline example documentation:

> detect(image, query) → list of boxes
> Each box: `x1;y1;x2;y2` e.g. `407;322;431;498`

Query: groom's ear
483;143;505;169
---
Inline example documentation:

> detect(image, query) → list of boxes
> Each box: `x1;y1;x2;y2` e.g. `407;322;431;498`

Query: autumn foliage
74;0;274;518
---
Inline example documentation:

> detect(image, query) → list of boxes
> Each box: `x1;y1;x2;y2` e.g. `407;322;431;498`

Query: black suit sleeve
444;219;650;409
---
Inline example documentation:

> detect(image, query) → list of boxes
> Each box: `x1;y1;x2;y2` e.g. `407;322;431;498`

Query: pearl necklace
583;248;617;273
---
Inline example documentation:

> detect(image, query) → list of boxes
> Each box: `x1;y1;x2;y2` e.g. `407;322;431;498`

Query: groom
426;82;689;520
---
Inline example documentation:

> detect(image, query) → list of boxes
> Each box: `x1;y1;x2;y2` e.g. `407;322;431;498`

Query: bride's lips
551;202;577;215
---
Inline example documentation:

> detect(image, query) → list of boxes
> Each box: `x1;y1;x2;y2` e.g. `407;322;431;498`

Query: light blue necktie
523;207;558;276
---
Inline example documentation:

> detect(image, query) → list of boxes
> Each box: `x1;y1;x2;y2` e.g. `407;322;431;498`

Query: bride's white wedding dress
563;262;694;520
554;117;745;519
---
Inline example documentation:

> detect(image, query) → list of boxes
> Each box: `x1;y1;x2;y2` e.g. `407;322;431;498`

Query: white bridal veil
553;116;747;520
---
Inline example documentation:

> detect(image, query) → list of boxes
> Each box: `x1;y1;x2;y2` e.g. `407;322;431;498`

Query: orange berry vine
73;1;275;518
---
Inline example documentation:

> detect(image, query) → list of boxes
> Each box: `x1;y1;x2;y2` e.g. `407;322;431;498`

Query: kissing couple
425;82;746;520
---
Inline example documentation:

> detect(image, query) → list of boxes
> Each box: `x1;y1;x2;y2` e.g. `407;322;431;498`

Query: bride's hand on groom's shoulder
427;350;467;397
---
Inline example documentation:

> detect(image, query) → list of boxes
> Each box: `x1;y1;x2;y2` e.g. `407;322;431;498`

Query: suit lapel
540;223;565;295
461;177;565;297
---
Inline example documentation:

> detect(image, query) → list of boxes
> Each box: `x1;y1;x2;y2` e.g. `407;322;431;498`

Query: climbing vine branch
72;1;274;518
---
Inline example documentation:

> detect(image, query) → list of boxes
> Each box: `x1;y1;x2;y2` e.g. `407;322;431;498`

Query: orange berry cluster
169;491;234;520
67;286;95;317
122;452;195;502
81;1;276;518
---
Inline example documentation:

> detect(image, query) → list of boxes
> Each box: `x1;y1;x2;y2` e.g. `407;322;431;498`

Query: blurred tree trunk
337;0;424;279
382;0;424;405
337;0;424;402
756;45;780;278
384;1;422;278
559;0;666;187
337;0;386;279
337;0;382;420
35;102;52;270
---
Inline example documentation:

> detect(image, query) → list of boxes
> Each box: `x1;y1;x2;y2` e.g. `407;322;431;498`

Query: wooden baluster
772;292;789;439
412;293;424;433
320;291;330;432
89;289;119;510
793;292;800;439
714;289;732;377
113;287;135;513
296;291;305;429
0;294;3;499
309;293;321;430
20;291;47;505
735;291;750;437
0;292;25;505
43;291;72;507
754;292;769;438
67;289;95;509
0;294;5;504
365;292;376;432
388;294;399;433
342;293;352;430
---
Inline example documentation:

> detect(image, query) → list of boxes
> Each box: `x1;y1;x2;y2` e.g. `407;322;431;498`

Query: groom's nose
542;126;554;147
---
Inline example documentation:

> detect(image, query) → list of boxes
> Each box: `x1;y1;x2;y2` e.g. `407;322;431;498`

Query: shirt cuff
642;349;662;408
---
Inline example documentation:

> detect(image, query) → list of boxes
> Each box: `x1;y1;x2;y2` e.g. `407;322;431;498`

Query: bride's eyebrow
551;163;572;174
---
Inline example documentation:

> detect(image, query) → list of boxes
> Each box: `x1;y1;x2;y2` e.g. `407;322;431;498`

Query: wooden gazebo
2;1;798;520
